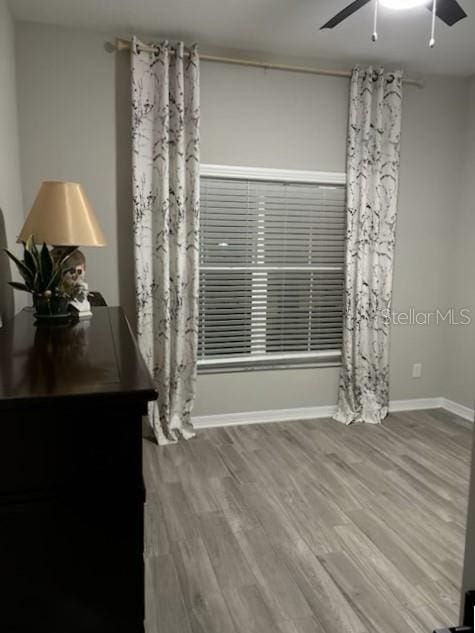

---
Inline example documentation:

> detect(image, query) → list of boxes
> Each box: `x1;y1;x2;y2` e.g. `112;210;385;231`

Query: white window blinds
198;173;346;370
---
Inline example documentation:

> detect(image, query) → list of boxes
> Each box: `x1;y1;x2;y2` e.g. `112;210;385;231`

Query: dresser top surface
0;306;157;409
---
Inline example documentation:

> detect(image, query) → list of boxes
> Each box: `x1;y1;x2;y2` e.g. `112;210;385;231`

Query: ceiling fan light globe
379;0;428;9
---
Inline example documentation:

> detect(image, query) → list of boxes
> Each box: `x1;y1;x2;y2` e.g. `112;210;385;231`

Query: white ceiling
8;0;475;76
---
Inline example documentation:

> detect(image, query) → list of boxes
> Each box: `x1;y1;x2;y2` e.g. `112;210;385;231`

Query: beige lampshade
18;181;106;246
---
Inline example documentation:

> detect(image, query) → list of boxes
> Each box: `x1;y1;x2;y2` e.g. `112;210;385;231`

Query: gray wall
458;79;475;615
15;21;473;415
391;74;471;407
443;77;475;410
0;0;25;324
15;23;129;317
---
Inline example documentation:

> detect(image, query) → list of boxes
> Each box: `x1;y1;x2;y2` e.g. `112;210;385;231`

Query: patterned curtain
334;67;403;425
131;38;200;444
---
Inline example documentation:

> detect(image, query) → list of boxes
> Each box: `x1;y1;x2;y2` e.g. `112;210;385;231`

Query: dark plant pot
33;295;71;323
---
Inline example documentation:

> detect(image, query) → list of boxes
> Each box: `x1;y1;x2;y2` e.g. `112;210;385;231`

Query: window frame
198;164;347;374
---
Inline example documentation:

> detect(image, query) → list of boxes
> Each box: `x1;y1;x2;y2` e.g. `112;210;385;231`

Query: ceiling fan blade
320;0;372;29
427;0;467;26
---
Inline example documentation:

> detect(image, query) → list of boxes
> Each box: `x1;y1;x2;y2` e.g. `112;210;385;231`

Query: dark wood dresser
0;307;157;633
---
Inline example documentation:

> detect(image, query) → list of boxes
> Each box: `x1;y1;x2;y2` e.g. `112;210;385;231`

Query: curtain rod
115;37;424;88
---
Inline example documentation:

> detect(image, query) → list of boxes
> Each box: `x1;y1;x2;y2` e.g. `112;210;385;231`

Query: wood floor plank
172;442;222;514
366;494;464;567
385;467;459;522
144;410;471;633
146;554;192;633
215;442;258;484
274;537;368;633
273;482;347;554
334;523;427;610
407;601;459;633
417;580;460;617
240;480;318;550
188;436;230;479
348;508;441;585
394;453;467;502
278;616;331;633
197;511;256;591
232;525;313;622
210;476;263;533
145;492;170;556
223;584;288;633
319;550;420;633
155;480;201;543
170;537;237;633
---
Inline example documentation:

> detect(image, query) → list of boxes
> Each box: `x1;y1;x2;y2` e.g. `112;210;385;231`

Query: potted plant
4;236;80;322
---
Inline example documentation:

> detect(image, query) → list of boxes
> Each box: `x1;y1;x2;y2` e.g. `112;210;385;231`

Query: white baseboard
193;405;337;429
193;397;474;429
388;397;443;412
440;397;475;423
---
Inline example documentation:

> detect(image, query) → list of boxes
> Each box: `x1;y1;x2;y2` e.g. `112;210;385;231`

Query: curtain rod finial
104;39;130;53
116;38;131;52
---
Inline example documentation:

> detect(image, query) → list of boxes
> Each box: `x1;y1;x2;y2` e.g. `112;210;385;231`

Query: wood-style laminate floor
143;408;471;633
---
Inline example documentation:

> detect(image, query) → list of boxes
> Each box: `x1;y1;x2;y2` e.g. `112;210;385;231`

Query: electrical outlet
412;363;422;378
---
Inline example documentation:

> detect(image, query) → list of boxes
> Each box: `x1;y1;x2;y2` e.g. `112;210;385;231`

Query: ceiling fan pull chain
372;0;379;42
429;0;437;47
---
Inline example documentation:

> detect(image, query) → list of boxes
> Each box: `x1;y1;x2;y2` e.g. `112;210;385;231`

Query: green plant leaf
3;249;34;285
40;243;53;288
23;248;37;277
25;235;41;274
8;281;31;292
31;237;40;261
46;267;62;292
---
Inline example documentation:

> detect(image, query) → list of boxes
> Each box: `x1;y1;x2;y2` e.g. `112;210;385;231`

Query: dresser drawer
0;494;145;552
0;499;145;633
0;408;143;497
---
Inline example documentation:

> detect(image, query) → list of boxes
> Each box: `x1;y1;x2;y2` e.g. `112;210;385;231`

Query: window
198;165;346;371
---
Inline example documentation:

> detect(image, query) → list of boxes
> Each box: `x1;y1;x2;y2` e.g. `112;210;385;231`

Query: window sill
197;354;342;374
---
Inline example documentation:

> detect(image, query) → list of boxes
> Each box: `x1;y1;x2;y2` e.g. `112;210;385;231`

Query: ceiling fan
320;0;467;47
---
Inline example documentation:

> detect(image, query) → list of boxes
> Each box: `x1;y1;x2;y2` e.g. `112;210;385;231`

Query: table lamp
18;181;106;318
